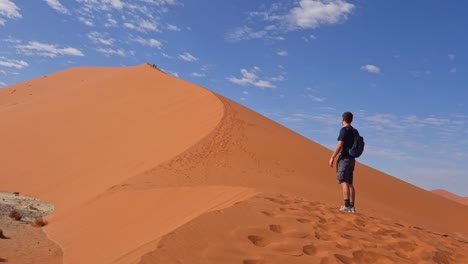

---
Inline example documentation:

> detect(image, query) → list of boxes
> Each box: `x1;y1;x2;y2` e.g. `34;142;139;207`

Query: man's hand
329;157;335;168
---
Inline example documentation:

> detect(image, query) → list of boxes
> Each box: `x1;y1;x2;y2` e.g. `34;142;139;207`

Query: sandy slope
140;194;468;264
1;64;467;263
432;189;468;206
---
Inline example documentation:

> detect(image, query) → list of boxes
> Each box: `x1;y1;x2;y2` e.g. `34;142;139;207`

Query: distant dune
1;64;467;263
432;189;468;206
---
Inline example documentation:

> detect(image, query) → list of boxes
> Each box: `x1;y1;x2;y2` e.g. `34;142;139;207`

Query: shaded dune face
432;189;468;206
1;64;467;264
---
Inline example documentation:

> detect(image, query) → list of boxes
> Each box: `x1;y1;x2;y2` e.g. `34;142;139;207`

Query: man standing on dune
329;112;357;213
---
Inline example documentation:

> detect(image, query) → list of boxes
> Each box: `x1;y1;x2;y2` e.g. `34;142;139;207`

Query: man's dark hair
342;112;353;123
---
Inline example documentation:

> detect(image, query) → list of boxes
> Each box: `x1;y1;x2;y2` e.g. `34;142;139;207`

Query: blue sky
1;0;467;196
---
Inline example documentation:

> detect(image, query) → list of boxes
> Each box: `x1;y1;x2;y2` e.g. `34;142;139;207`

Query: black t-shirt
337;126;354;158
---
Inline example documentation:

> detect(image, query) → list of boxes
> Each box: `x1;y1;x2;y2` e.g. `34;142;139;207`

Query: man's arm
329;141;344;168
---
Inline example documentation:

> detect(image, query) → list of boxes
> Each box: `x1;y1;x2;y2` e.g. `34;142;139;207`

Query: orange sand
432;189;468;206
1;64;467;263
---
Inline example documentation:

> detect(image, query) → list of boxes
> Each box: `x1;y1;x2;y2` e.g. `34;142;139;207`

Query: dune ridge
1;64;467;263
431;189;468;206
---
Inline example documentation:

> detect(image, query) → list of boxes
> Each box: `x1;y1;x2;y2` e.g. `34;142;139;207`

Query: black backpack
348;127;364;158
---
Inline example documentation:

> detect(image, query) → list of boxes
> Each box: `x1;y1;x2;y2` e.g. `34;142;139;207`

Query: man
329;112;356;213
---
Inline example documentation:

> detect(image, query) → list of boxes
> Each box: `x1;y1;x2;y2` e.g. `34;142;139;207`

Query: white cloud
226;26;268;42
76;0;124;11
448;54;456;61
0;0;21;18
361;64;381;74
79;17;94;26
166;23;180;31
137;19;159;32
134;36;162;49
287;0;354;29
0;57;28;69
44;0;69;14
124;22;135;29
191;72;205;78
227;67;275;89
450;68;457;73
16;41;84;57
0;0;21;26
302;34;317;42
308;95;325;102
95;47;126;56
0;81;6;87
105;16;117;27
277;50;288;56
179;52;198;62
88;31;114;45
228;1;354;41
162;53;172;59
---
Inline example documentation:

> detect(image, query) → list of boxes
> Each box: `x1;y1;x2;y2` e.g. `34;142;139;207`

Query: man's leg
349;184;355;207
341;182;350;200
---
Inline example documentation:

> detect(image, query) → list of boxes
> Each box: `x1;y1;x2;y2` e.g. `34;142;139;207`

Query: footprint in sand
260;211;275;217
269;224;310;239
334;254;354;264
243;259;265;264
302;244;317;256
296;218;311;224
263;197;290;205
248;235;270;247
269;224;283;234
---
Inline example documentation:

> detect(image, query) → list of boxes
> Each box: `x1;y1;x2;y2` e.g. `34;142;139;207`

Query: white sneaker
339;205;351;212
349;206;356;213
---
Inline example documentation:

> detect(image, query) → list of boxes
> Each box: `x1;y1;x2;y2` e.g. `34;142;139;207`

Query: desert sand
432;189;468;206
0;63;467;263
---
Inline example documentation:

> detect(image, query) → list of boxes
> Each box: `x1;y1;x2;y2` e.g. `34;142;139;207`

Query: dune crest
431;189;468;206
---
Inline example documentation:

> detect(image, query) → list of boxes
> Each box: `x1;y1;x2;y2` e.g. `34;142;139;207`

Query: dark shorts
336;157;355;184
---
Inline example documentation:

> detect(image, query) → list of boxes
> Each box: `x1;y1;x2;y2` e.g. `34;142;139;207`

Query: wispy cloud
0;57;28;69
277;50;288;56
133;36;163;49
88;31;114;46
0;0;21;25
179;52;198;62
44;0;69;14
16;41;84;57
228;0;354;42
228;67;276;88
308;95;326;102
166;23;180;31
76;0;124;11
361;64;381;74
104;14;117;27
302;34;317;42
448;53;456;61
191;72;206;78
95;47;126;57
79;17;94;26
226;26;268;42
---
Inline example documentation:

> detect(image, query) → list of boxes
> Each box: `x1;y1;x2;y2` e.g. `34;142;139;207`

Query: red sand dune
432;189;468;206
1;64;467;263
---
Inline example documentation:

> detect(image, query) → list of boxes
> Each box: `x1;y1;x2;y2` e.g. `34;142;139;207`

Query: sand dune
1;64;467;263
432;189;468;206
